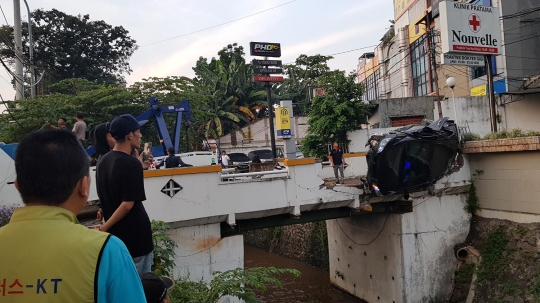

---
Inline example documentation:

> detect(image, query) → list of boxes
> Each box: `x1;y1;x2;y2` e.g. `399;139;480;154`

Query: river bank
245;245;366;303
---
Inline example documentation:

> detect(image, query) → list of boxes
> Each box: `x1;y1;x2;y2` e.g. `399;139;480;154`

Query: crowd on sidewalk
0;113;174;303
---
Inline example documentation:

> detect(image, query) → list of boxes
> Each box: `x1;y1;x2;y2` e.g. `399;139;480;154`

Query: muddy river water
244;246;367;303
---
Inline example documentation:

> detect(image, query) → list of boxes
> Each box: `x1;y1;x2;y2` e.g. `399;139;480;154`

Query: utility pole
23;0;34;98
485;55;497;132
13;0;24;100
266;79;277;159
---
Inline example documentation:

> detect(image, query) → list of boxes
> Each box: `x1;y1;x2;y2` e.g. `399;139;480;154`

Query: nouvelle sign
440;2;502;55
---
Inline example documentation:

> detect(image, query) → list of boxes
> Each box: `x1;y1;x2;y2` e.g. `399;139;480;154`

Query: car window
255;150;273;159
229;153;250;162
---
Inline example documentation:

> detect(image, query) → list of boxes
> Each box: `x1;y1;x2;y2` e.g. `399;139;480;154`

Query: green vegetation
461;132;482;142
476;228;509;285
454;263;475;284
308;221;329;270
301;71;374;158
0;205;17;227
151;220;178;276
465;183;481;215
531;272;540;301
169;267;300;303
516;225;528;238
0;9;137;89
460;129;540;143
484;129;540;140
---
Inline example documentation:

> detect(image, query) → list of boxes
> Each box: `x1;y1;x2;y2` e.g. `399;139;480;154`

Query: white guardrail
219;168;289;181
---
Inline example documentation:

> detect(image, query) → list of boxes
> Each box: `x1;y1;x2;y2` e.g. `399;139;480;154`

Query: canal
244;246;367;303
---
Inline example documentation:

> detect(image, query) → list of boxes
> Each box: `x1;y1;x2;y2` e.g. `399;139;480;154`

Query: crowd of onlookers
0;113;175;303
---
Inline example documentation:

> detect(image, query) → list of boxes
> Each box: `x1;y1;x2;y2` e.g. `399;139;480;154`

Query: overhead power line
0;4;8;26
140;0;300;47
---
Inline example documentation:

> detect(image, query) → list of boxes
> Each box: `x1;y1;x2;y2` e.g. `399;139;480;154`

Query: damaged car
365;117;460;197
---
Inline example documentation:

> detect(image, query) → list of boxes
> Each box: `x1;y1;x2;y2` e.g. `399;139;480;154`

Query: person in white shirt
221;150;231;168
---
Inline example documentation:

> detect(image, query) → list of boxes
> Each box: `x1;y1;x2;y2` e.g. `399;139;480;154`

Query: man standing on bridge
329;142;347;184
96;114;154;274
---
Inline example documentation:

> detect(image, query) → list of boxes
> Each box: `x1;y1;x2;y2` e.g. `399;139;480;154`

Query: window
470;56;497;80
410;36;432;96
365;70;380;101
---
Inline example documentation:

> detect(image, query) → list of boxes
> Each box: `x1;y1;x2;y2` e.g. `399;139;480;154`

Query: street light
446;76;460;142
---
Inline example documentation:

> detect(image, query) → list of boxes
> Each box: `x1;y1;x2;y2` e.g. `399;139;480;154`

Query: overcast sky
0;0;394;101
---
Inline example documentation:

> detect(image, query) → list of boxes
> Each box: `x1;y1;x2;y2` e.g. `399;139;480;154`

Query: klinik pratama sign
440;2;501;55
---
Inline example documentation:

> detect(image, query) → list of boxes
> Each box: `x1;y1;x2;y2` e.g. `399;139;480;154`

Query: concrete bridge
0;129;472;303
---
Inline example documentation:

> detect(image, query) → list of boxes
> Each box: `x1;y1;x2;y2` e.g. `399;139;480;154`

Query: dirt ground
450;216;540;303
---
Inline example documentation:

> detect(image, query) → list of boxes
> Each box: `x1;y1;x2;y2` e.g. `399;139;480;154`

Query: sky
0;0;395;101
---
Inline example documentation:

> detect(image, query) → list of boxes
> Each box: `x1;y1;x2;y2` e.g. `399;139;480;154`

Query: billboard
276;107;291;138
250;42;281;57
440;2;501;55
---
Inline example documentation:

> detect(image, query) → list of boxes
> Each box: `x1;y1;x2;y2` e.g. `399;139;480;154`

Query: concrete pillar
168;223;244;303
327;194;470;302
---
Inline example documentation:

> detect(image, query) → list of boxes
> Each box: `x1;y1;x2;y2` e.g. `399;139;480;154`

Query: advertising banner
275;107;291;138
440;2;501;55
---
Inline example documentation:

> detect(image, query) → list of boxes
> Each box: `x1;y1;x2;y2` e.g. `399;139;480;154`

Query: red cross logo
469;14;481;33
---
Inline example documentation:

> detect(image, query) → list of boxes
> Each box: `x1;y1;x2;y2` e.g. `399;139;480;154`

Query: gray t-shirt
72;121;87;140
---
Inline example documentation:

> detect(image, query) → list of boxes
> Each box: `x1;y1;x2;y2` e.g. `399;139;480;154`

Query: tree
0;9;137;91
193;44;262;138
274;54;333;116
301;70;374;158
0;82;141;143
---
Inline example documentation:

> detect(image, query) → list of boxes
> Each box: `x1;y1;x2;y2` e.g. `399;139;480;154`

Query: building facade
362;0;540;133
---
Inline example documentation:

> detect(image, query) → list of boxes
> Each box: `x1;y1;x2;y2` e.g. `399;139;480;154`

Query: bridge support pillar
327;194;471;303
168;223;244;303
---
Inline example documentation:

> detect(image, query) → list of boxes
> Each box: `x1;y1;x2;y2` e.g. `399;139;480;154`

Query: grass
465;183;481;215
454;263;475;284
476;227;509;286
516;225;528;238
461;129;540;142
484;129;540;140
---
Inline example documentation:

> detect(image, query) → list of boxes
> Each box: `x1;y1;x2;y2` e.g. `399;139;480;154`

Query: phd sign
250;42;281;57
440;2;501;55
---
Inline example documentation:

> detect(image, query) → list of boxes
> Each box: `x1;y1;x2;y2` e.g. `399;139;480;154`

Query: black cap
109;114;146;139
140;273;175;303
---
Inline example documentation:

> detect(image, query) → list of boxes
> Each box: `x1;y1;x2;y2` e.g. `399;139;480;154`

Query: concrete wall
469;151;540;221
375;96;436;128
327;194;471;303
434;96;492;137
169;223;243;281
500;94;540;132
434;95;540;138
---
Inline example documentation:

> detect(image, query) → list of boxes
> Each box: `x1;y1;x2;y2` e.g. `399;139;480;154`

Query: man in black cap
96;114;154;274
156;147;192;169
140;273;175;303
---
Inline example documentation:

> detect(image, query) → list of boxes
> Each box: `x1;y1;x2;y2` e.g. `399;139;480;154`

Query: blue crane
134;96;195;156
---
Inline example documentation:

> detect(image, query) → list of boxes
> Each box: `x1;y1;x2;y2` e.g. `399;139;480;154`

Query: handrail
221;169;288;179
